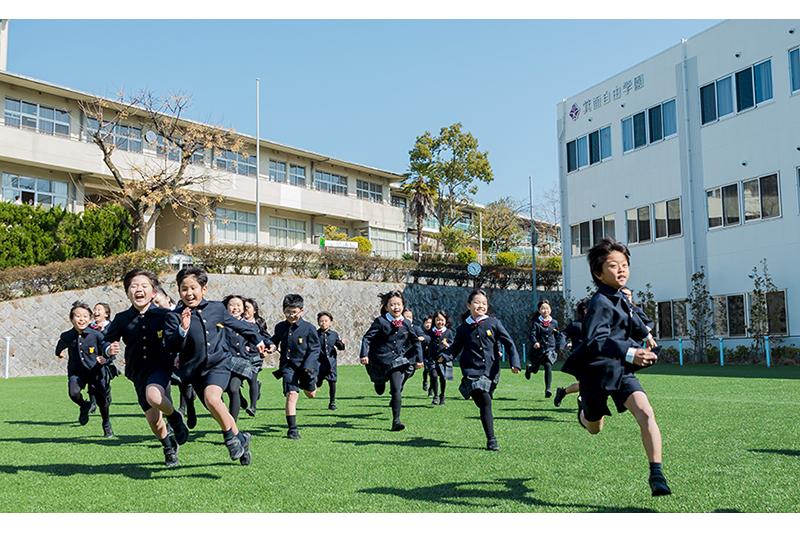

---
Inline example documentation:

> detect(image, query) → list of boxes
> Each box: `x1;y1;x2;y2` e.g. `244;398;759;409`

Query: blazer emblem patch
486;331;493;336
157;330;163;338
298;338;303;344
89;347;95;353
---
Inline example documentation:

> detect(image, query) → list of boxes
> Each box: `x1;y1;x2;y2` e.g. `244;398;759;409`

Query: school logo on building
569;103;580;120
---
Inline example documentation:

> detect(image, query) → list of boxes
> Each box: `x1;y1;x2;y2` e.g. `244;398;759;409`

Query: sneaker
186;401;197;429
163;437;179;467
422;381;428;392
287;428;301;440
525;364;532;380
225;433;245;460
545;389;552;398
328;402;338;411
391;419;406;431
239;432;252;466
88;396;97;414
102;421;114;438
374;382;386;396
78;401;90;426
170;411;189;445
649;473;672;496
432;395;440;405
486;438;500;451
428;388;435;397
439;397;446;406
554;387;567;407
245;407;256;417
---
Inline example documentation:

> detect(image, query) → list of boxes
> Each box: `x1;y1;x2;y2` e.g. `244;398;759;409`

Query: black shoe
422;381;428;392
328;402;338;411
225;433;245;460
545;389;552;398
439;397;445;406
240;390;248;410
239;432;252;466
170;411;189;445
649;473;672;496
186;402;197;429
79;401;90;426
432;395;440;405
287;428;301;440
374;382;386;396
391;419;405;431
88;397;97;414
102;421;114;438
428;388;435;397
554;387;567;407
525;364;532;380
245;407;256;417
163;437;179;467
486;438;500;451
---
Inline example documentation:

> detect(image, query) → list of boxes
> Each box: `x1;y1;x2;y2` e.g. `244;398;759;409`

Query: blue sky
4;17;723;209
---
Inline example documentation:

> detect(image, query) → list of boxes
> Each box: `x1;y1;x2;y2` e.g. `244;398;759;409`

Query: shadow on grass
554;362;800;380
749;448;800;457
358;478;655;512
0;461;225;480
0;434;153;446
336;436;474;450
305;411;383;420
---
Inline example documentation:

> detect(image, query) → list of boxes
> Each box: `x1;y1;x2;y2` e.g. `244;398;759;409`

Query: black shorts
68;368;109;398
580;373;645;422
281;365;317;395
133;369;172;412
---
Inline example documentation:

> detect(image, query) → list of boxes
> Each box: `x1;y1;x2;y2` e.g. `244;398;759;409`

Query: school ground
0;363;798;515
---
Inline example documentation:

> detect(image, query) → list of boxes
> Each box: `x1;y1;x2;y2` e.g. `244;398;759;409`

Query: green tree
400;161;436;261
480;197;525;253
438;226;471;254
409;123;493;230
687;267;714;362
748;259;782;357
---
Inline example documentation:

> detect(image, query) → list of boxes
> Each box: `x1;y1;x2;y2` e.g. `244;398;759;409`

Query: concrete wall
0;274;556;378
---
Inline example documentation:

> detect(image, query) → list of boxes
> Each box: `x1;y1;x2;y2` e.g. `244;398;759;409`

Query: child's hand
511;367;521;374
360;356;369;365
256;343;267;356
414;362;424;369
645;337;658;349
442;338;450;348
180;307;192;330
633;348;657;367
57;350;65;359
107;342;120;356
437;356;445;363
96;355;108;365
265;344;276;354
533;342;540;349
567;342;573;349
173;355;180;368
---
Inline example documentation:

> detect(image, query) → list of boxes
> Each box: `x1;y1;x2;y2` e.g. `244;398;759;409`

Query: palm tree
401;161;436;262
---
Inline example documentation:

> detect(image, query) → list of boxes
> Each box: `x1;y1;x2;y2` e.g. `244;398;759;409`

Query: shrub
329;269;346;280
456;248;477;264
349;236;372;255
496;251;521;267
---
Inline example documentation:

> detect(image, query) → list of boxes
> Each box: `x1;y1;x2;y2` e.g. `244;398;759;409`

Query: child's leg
285;390;299;416
388;369;405;425
566;382;580;394
579;409;604;434
623;391;662;463
470;390;497;449
438;376;446;398
247;376;259;409
146;384;176;416
430;369;439;400
204;384;238;434
68;378;86;407
422;367;428;390
145;407;168;439
328;380;337;404
227;375;243;421
543;361;553;394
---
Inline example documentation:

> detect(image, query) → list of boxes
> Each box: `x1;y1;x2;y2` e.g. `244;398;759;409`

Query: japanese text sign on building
570;74;644;121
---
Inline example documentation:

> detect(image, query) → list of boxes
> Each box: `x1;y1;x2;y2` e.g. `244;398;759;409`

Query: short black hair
123;268;161;292
176;266;208;288
576;297;591;319
223;294;245;308
378;290;405;313
317;311;333;322
587;237;630;287
69;300;92;320
94;302;111;317
282;293;304;310
432;310;452;329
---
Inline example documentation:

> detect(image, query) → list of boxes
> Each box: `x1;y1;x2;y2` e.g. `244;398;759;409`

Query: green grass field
1;363;798;513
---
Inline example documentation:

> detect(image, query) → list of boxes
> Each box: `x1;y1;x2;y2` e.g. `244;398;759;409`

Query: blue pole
679;339;683;366
719;337;724;366
522;343;526;363
502;345;506;363
765;335;771;367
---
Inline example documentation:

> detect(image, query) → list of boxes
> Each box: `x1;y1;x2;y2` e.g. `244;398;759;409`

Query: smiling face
385;296;404;319
538;302;552;319
93;304;108;323
127;275;156;312
423;318;432;330
284;306;303;324
243;301;256;321
595;250;630;291
434;315;446;329
402;309;413;324
226;297;244;319
71;307;92;332
466;293;489;320
178;275;207;309
318;314;332;331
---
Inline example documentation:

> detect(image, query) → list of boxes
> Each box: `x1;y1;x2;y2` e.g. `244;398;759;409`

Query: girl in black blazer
427;310;455;406
525;299;565;398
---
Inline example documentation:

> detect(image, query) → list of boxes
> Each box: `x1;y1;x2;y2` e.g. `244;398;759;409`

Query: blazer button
143;336;146;340
142;325;146;329
207;342;211;346
143;355;147;359
203;319;207;323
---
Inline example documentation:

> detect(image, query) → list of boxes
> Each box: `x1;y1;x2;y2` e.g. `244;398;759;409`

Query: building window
707;174;780;229
269;160;286;183
764;290;788;335
622;99;676;154
85;118;142;153
356;180;383;203
391;196;407;209
790;47;800;94
215;149;256;176
315;171;348;196
2;172;69;208
371;228;405;258
157;135;204;165
215;208;256;243
656;300;687;339
571;213;614;256
653;198;682;239
423;216;440;230
713;291;788;338
701;59;772;125
269;216;306;248
626;205;652;244
314;223;348;241
289;164;306;187
566;126;611;173
4;97;70;137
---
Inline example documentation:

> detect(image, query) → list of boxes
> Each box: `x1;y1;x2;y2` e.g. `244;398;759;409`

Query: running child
554;297;590;407
222;294;261;422
525;299;566;398
164;267;266;466
420;315;433;395
270;293;319;439
560;237;671;496
316;311;345;411
427;310;454;406
439;289;520;451
242;297;269;417
55;301;114;438
88;302;116;413
360;290;424;431
104;268;189;467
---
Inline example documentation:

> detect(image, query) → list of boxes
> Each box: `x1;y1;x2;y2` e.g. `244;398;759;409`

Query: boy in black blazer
271;294;320;439
316;311;345;411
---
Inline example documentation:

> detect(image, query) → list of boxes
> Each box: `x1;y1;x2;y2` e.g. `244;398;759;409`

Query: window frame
790;46;800;95
4;97;70;137
566;125;612;173
621;98;677;154
700;58;773;126
713;290;788;338
570;213;614;256
268;215;307;248
356;179;383;203
706;173;781;230
2;172;69;209
314;171;348;196
214;207;257;244
288;164;306;187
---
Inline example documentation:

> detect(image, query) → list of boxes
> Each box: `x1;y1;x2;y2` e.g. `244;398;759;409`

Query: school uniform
561;282;652;421
164;299;263;397
530;317;566;366
360;314;423;385
440;315;520;400
271;317;321;395
56;327;112;400
226;323;255;381
563;319;583;347
104;303;175;412
427;327;455;381
317;327;345;385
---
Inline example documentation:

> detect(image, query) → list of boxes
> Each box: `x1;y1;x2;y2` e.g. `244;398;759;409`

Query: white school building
558;19;800;350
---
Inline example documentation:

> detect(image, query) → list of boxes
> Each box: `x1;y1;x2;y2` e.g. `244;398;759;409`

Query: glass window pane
566;141;577;172
52;181;68;196
36;179;51;192
19;177;35;191
673;300;688;337
38;194;52;206
592;218;603;246
707;188;722;228
766;291;787;335
754;60;773;104
713;296;728;336
727;294;746;336
722;183;740;226
654;201;667;239
759;174;779;218
603;214;615;240
589;131;600;165
742;179;760;221
716;77;734;117
576;136;588;168
637;206;651;242
571;225;580;256
662;100;677;137
39;106;54;120
633;112;647;148
579;221;590;254
600;126;612;159
622;118;634;152
700;83;717;124
667;198;682;236
657;301;673;338
648;105;663;143
626;209;638;243
791;48;800;93
736;67;754;112
22;102;37;115
5;98;20;112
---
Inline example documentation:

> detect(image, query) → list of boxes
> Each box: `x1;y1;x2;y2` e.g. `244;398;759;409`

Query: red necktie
434;330;442;337
392;319;403;328
542;320;551;327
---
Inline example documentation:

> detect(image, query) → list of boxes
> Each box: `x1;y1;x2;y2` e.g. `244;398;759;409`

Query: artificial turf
0;363;798;513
